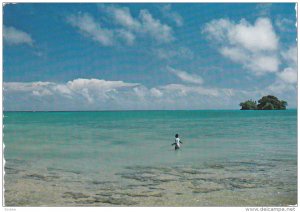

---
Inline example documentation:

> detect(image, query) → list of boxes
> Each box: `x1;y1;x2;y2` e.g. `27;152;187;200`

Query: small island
240;95;287;110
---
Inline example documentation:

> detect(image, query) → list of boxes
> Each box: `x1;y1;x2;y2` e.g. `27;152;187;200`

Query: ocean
3;110;297;206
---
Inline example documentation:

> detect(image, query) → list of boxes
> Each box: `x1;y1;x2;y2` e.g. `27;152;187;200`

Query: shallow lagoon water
4;110;297;206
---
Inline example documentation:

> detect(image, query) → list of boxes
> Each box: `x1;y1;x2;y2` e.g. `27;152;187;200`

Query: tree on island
257;95;287;110
240;95;287;110
239;100;257;110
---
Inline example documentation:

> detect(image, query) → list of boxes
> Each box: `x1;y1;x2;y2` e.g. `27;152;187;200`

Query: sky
3;3;297;111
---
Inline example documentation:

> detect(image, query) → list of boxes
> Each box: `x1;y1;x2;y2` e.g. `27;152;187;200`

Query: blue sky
3;3;297;110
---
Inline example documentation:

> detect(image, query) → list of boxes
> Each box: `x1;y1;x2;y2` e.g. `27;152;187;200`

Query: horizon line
3;108;297;112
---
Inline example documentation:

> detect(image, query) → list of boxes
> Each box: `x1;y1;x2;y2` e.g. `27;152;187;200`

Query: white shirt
175;138;180;147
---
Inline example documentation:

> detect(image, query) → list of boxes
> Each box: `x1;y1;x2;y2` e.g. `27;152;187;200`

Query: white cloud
220;47;248;63
160;4;183;27
67;13;115;46
3;26;33;46
102;5;174;43
203;17;280;75
65;78;139;103
277;67;297;84
53;84;72;96
116;29;135;45
4;81;54;92
4;79;139;105
133;86;148;100
275;45;298;85
281;45;297;64
150;88;163;97
69;6;175;46
266;79;296;95
67;78;138;92
167;66;204;84
103;5;140;30
4;78;296;110
248;55;280;74
203;19;232;42
32;89;52;97
265;45;297;95
139;9;174;43
228;18;278;52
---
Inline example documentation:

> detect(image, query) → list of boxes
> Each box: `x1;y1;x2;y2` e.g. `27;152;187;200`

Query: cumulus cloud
195;15;297;104
66;78;134;90
167;66;203;84
229;18;278;52
203;17;279;75
67;13;115;46
160;4;183;27
3;26;33;46
204;17;297;98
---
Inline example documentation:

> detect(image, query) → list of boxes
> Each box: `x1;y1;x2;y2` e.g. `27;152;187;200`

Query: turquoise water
4;110;297;206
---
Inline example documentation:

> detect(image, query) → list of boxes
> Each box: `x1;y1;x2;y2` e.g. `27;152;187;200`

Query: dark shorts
175;145;180;150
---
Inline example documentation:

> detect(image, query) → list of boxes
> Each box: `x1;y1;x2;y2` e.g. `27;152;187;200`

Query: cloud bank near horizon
4;75;296;111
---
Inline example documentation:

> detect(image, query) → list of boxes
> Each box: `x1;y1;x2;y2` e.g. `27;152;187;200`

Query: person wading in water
172;134;182;150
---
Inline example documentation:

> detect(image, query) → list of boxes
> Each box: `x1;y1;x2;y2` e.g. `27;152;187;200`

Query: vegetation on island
240;95;287;110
